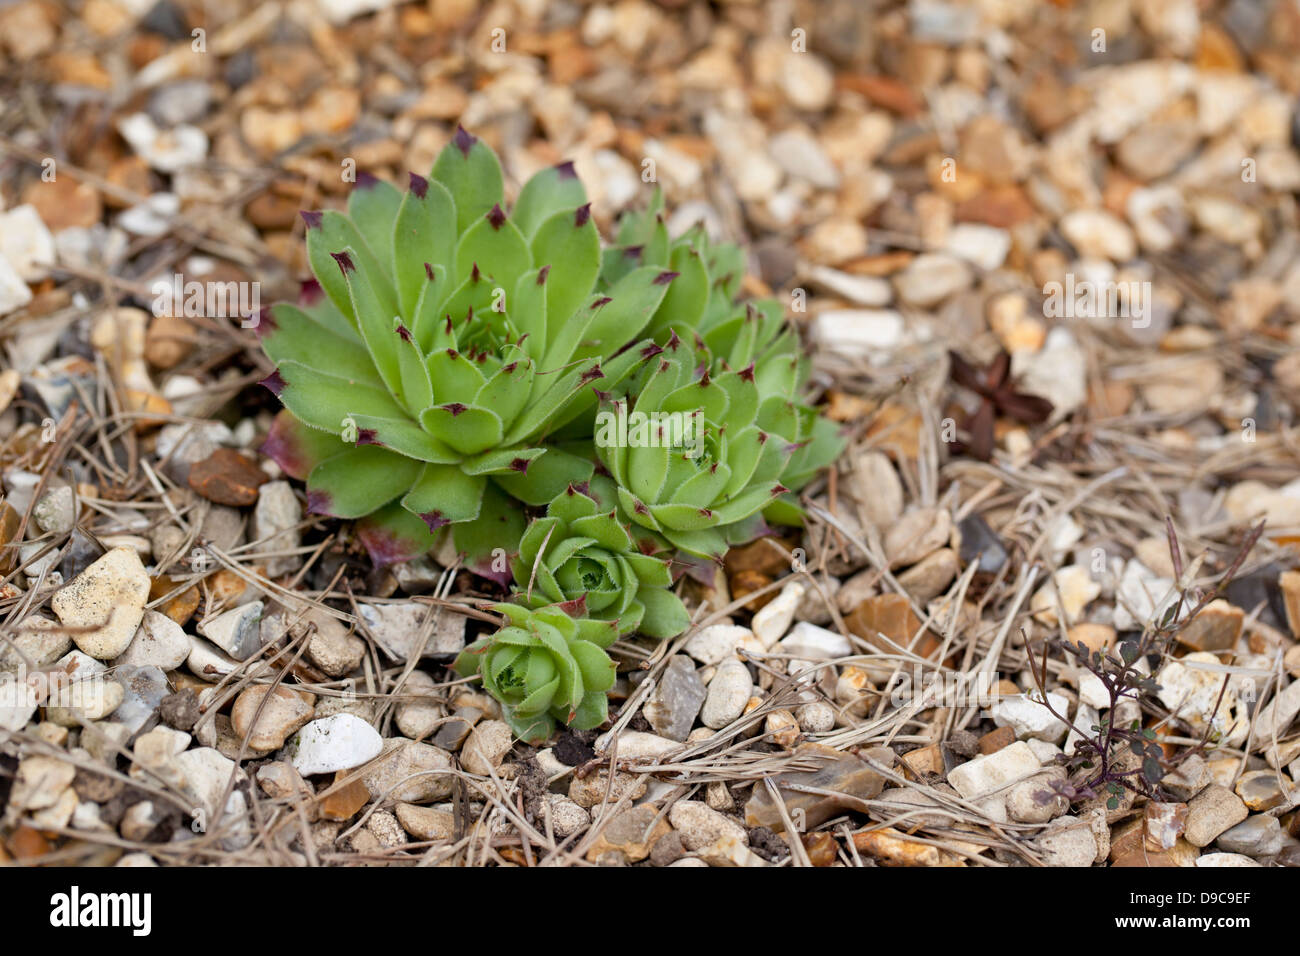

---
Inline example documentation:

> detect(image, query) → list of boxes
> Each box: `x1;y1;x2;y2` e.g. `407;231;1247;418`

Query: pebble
948;740;1042;799
116;112;208;172
45;675;124;726
0;253;32;315
586;804;671;863
847;451;904;529
361;740;454;803
1156;653;1247;745
110;665;169;734
893;253;972;307
1215;815;1283;858
1014;328;1087;421
743;743;887;831
806;266;892;307
885;507;951;569
769;128;839;189
943;223;1011;271
1005;769;1069;824
751;580;805;648
461;720;513;775
896;548;958;604
393;671;444;741
643;656;707;742
197;601;264;661
795;701;835;734
1113;558;1177;631
394;803;455;841
701;659;754;729
0;205;56;280
777;621;852;660
0;678;39;732
992;693;1071;743
358;601;467;660
114;609;190;670
541;795;590;838
568;767;647;808
288;714;384;776
1196;852;1262;867
683;624;750;666
185;636;240;682
1060;209;1137;261
1184;784;1249;847
810;309;905;358
253;481;302;577
1035;818;1101;867
51;547;150;659
231;684;315;751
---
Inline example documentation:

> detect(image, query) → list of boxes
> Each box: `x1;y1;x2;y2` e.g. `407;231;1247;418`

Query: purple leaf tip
330;250;355;274
420;510;450;531
574;203;591;227
260;369;286;396
300;210;323;230
554;160;577;179
453;125;476;157
487;204;507;229
409;172;428;198
653;270;679;285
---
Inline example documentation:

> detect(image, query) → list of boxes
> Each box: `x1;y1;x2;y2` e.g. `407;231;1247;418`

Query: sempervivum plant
595;332;790;559
454;602;618;743
601;192;845;525
259;128;679;577
512;483;689;638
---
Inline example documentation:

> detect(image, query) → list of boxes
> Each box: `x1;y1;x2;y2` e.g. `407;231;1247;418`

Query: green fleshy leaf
455;206;531;290
347;176;403;276
261;409;348;481
344;414;459;463
393;174;457;318
452;482;527;585
272;360;407;434
303;210;390;327
401;464;486;529
637;586;690;638
513;162;588;239
531;206;601;354
492;446;594;506
356;501;442;567
431;126;504;234
306;446;422;518
420;403;503;456
262;304;380;387
576;265;677;362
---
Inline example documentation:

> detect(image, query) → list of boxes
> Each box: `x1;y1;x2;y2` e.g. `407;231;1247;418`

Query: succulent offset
453;602;618;743
258;127;846;739
512;483;689;638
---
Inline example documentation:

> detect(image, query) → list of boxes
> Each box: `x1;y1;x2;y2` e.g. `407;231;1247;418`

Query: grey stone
643;656;707;742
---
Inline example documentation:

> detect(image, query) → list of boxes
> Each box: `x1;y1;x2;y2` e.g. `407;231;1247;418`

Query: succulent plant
259;128;681;576
594;332;793;559
454;602;618;743
601;192;846;526
512;483;689;638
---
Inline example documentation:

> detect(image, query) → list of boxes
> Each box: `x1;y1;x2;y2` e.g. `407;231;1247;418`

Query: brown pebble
978;726;1016;754
188;448;267;506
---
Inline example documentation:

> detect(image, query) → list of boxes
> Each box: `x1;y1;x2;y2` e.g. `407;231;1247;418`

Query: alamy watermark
594;406;704;459
151;274;261;327
1043;273;1151;329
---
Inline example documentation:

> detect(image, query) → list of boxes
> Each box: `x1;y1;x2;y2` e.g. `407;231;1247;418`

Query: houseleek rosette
600;192;846;526
258;128;684;578
511;484;689;638
454;602;618;743
595;333;793;559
